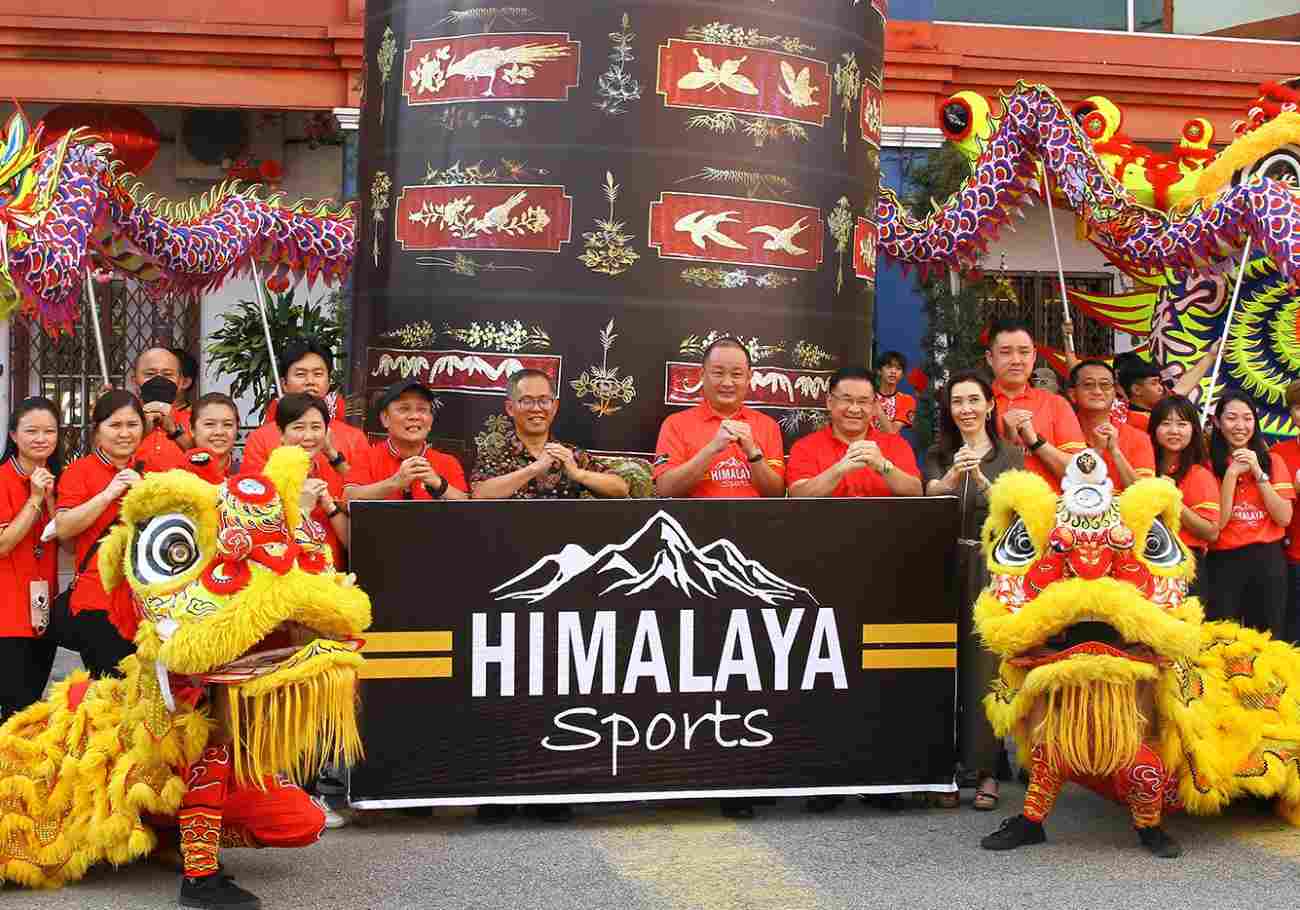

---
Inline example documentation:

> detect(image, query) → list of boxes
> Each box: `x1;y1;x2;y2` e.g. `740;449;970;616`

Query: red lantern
38;105;160;174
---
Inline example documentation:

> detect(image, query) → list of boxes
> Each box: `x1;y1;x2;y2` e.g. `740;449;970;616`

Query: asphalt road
12;785;1300;910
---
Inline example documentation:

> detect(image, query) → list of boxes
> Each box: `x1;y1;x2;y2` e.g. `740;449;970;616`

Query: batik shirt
470;419;614;500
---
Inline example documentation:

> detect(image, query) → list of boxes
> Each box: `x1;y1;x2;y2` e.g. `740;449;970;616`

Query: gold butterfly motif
779;61;819;108
676;49;759;95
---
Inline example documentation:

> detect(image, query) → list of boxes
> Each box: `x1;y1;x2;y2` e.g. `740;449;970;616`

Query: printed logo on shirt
709;455;753;487
1231;503;1267;527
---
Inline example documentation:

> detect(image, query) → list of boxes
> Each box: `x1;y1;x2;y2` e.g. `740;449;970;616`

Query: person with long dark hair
1206;391;1294;635
0;397;63;719
1148;396;1219;596
53;390;146;677
923;370;1023;811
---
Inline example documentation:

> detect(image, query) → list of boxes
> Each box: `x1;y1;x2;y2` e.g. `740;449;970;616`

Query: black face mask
140;376;179;406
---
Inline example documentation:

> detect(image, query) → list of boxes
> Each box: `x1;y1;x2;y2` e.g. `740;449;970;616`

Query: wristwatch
167;426;184;441
1027;437;1046;453
327;450;346;467
880;460;894;476
746;450;764;464
325;503;343;519
432;475;450;498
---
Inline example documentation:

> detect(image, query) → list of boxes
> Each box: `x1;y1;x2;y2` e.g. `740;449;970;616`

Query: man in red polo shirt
654;338;785;498
986;318;1085;491
242;338;368;477
788;366;921;497
346;380;468;501
1069;359;1155;490
133;347;192;472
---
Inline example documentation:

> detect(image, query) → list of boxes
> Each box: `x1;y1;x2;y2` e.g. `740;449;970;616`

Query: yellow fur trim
974;581;1203;660
262;445;311;533
1117;477;1196;582
981;470;1057;574
1190;112;1300;206
1034;676;1145;777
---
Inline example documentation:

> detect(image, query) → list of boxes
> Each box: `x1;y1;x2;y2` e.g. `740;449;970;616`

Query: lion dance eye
994;518;1037;566
1143;518;1183;568
134;513;201;584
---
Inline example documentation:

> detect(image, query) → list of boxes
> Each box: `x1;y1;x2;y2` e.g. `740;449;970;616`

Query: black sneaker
980;815;1047;851
179;873;261;910
806;795;844;814
1136;826;1182;858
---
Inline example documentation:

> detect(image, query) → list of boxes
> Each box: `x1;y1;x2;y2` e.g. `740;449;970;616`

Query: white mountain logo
491;510;818;606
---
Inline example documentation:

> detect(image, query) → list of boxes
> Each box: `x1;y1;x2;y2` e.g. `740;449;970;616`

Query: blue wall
874;149;927;387
891;0;936;20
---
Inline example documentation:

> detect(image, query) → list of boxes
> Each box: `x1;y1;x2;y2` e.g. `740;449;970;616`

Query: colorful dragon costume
879;78;1300;437
0;448;371;905
975;452;1300;856
0;108;355;332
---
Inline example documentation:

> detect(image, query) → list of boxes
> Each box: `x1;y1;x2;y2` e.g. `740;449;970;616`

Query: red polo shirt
136;427;189;474
57;451;132;617
1174;464;1221;554
878;391;916;429
993;382;1086;491
787;426;920;497
242;415;369;476
1269;438;1300;562
1210;452;1295;552
0;459;58;637
653;403;785;498
1125;408;1150;432
302;451;348;570
1090;419;1156;490
352;440;467;498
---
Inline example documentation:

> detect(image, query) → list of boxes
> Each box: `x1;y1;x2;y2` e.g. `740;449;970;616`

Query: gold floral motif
680;267;797;290
572;320;636;417
596;13;642;115
442;320;551;352
675;167;793;200
792;340;833;367
407;191;551;239
370;171;391;268
579;172;639;276
833;52;862;152
779;409;831;434
685;112;809;148
415;253;534;276
424;159;548;185
827;196;854;293
680;332;784;363
436;8;540;31
377;27;397;124
684;22;815;54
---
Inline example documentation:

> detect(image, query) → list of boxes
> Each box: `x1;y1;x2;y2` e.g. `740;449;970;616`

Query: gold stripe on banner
861;623;958;645
360;631;453;653
860;648;957;670
358;657;453;680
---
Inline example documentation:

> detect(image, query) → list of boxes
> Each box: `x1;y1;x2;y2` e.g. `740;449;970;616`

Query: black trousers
1204;541;1288;638
1287;561;1300;645
0;635;57;722
49;591;134;679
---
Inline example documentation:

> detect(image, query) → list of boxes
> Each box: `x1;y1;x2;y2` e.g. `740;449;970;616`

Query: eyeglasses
830;393;874;409
1075;381;1115;392
514;396;555;411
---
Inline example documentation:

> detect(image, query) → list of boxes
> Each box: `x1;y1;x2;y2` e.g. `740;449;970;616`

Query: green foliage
206;287;347;420
900;145;991;453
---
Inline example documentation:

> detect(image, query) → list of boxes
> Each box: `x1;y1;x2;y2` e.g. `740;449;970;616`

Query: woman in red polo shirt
1148;396;1219;597
0;397;63;719
54;390;146;677
1206;391;1294;636
275;393;349;569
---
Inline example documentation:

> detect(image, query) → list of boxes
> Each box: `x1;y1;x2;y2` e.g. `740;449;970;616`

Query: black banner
348;498;959;806
353;1;887;459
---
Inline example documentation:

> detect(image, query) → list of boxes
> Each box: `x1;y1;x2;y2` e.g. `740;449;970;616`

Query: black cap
376;379;437;413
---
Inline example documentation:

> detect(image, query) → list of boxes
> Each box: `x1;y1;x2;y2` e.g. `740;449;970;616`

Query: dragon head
97;446;371;783
976;452;1202;776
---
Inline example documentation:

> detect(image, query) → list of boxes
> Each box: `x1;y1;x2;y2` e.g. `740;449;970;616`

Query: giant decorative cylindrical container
353;1;887;458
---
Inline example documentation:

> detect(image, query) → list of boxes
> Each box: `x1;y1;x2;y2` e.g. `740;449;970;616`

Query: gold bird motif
673;210;747;250
447;43;571;97
748;216;810;256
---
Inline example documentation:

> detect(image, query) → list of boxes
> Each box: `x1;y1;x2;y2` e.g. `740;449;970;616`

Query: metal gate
9;282;201;457
978;271;1116;358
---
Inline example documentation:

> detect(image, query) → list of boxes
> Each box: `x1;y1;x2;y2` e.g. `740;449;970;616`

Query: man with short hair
1118;344;1220;431
874;350;916;435
472;369;629;500
788;367;921;497
1069;359;1155;490
241;338;368;476
347;380;468;501
653;339;785;498
986;318;1086;491
132;347;192;472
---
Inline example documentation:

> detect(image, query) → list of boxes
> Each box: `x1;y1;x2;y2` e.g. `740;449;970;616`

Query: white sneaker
314;796;348;829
